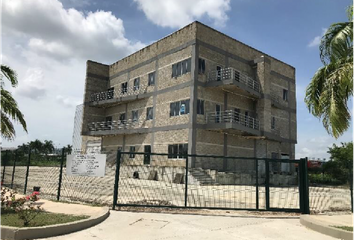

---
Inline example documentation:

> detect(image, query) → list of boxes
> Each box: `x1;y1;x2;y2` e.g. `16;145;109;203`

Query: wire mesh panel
188;156;265;210
268;160;300;210
309;186;351;212
59;163;115;205
117;153;186;207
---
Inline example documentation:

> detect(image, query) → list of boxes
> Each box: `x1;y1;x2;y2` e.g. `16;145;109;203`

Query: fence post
265;159;270;210
299;158;310;214
23;148;31;195
350;170;353;213
303;157;310;214
11;151;17;189
2;150;8;185
184;154;189;208
112;150;122;210
57;148;65;201
255;159;259;210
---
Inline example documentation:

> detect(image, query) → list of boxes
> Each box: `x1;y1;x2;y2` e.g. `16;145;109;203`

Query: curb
1;207;110;240
300;215;353;240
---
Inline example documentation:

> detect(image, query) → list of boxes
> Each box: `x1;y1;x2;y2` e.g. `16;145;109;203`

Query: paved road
42;211;335;240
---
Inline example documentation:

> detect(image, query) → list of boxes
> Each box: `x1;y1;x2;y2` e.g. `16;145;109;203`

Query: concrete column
188;43;199;167
254;56;272;133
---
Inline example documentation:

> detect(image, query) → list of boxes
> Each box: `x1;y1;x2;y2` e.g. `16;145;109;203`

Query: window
146;107;154;120
148;72;155;86
119;113;126;122
283;89;288;101
245;111;249;127
172;59;191;78
132;110;138;122
105;116;112;129
216;66;221;81
134;78;140;91
107;87;114;99
129;146;135;158
168;144;188;159
121;82;128;94
170;99;190;117
271;116;276;129
197;99;204;115
198;58;205;74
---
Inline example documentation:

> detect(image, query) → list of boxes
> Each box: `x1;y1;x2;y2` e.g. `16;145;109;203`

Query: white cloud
3;0;145;63
133;0;231;28
14;68;47;100
1;0;147;148
56;95;81;108
308;28;327;47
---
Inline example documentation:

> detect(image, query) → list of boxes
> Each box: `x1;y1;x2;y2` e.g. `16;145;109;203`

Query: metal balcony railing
207;67;260;93
90;84;148;102
88;119;143;132
206;110;260;130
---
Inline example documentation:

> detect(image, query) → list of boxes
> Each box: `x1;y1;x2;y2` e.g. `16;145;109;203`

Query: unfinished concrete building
81;21;296;172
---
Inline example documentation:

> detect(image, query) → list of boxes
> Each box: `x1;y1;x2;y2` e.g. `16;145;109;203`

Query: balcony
205;110;261;136
89;84;149;107
87;119;149;136
206;68;261;98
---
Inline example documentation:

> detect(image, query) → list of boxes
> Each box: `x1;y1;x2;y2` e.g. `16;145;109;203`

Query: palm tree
43;140;55;156
1;65;27;140
305;6;353;138
29;139;43;154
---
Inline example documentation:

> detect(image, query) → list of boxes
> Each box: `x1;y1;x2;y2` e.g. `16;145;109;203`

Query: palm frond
1;65;18;87
1;89;28;132
1;111;15;141
320;22;353;65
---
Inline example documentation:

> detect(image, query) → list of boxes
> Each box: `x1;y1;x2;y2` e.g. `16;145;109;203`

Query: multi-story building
81;21;296;171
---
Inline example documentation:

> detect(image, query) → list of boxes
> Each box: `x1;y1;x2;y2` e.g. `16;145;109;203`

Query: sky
1;0;353;159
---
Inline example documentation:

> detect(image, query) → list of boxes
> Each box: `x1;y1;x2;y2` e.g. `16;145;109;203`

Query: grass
1;210;89;228
331;225;353;232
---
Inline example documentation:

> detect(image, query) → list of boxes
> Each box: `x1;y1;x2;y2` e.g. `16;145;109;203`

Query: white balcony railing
207;67;260;93
90;84;148;102
88;119;144;132
206;110;260;130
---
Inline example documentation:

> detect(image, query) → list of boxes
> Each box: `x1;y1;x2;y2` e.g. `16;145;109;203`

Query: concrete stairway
189;168;219;186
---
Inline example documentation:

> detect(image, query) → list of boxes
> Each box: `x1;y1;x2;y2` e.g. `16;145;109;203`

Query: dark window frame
129;146;136;158
132;110;138;122
198;58;205;74
146;107;154;120
283;89;288;101
271;116;276;129
168;143;188;159
197;99;205;115
148;72;155;86
121;82;128;94
134;78;140;91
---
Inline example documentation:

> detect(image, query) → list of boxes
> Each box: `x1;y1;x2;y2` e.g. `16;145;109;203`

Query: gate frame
112;151;310;213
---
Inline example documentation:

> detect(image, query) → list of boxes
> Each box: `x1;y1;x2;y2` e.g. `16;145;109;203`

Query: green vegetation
1;65;27;141
305;6;353;138
1;210;88;228
331;225;353;232
309;142;353;186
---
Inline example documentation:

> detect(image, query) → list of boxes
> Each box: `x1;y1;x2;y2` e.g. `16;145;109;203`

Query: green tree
29;139;43;154
305;6;353;138
43;140;55;156
1;65;27;140
327;142;353;178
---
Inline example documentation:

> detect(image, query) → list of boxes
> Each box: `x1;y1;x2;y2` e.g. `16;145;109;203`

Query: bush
1;187;42;226
309;173;343;185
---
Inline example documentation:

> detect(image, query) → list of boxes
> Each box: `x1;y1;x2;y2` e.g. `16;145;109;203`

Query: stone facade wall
82;21;297;170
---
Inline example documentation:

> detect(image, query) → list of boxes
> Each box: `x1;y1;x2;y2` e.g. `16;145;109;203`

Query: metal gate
112;152;309;213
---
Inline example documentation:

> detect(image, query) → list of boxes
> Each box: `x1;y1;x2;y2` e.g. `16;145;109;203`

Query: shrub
1;187;42;226
309;173;343;185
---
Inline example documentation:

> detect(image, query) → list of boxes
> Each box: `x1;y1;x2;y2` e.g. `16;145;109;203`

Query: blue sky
2;0;352;159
